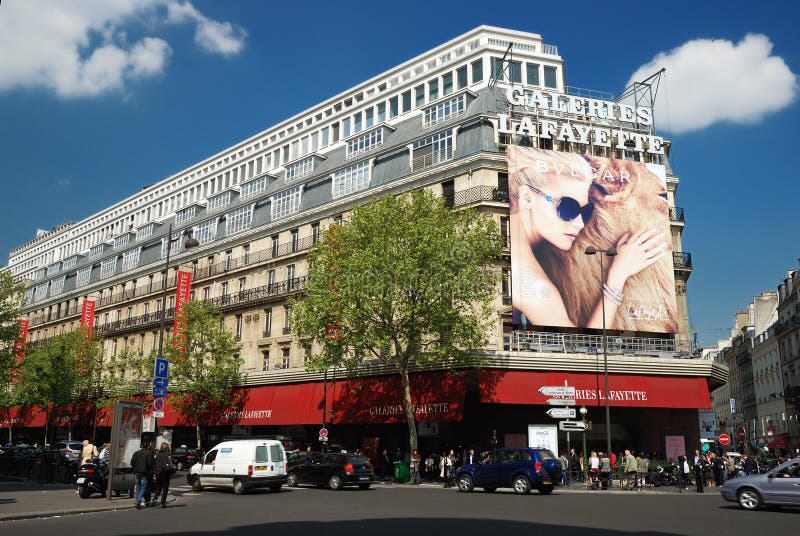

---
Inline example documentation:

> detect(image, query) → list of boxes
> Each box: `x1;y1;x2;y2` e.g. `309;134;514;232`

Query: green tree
15;330;103;444
0;271;24;442
291;190;503;455
165;300;242;450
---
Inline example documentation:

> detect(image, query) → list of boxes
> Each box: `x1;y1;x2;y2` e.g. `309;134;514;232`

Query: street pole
580;406;588;484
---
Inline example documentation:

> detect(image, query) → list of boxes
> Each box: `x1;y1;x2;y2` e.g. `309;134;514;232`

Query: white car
188;439;287;495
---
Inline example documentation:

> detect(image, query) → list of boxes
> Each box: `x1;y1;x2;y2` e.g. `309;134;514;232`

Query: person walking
599;452;611;490
558;452;570;486
692;449;704;493
635;452;649;489
130;441;154;509
151;442;174;508
410;450;421;485
589;451;600;490
380;449;393;483
569;448;581;484
624;449;637;490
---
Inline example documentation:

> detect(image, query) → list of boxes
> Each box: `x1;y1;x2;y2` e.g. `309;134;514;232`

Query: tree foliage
291;189;503;453
164;300;242;449
0;271;24;440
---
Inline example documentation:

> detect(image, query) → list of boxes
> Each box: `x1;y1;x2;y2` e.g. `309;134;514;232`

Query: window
47;262;60;277
89;244;105;258
62;256;78;270
207;191;232;211
509;61;522;83
456;66;468;89
285;157;314;181
238;277;246;294
271;235;279;257
160;231;182;258
203;287;210;301
471;58;483;83
271;186;302;220
526;63;540;86
423;94;466;127
261;350;270;371
401;90;411;113
121;248;140;271
377;103;386;123
49;276;65;295
283;305;291;333
304;345;311;365
442;72;453;95
333;160;371;199
428;79;439;101
354;112;363;133
312;222;320;244
270;444;285;462
287;264;295;287
240;176;266;199
100;257;117;279
35;268;47;281
291;229;299;252
281;346;290;368
263;308;272;337
235;314;242;340
34;282;48;301
342;117;351;137
24;287;34;304
226;205;253;236
389;96;398;118
114;234;130;250
76;266;92;287
175;206;196;225
544;66;558;89
346;128;383;157
412;130;454;170
490;57;503;80
221;281;228;296
136;224;154;240
415;85;425;107
194;218;218;245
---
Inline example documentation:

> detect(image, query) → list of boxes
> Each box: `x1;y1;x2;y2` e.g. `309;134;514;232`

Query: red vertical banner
173;271;193;351
80;300;96;341
11;320;29;384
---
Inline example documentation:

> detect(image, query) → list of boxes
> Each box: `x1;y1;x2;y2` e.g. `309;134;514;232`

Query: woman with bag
151;442;174;508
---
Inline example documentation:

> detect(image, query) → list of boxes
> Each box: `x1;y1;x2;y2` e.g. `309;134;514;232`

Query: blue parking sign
153;386;167;398
154;358;169;379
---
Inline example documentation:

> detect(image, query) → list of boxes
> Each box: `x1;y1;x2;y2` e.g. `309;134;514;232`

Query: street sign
546;408;576;419
546;398;576;406
737;426;746;441
153;377;168;388
718;433;731;446
153;398;165;411
152;410;165;419
319;427;328;438
701;443;710;453
152;386;167;398
154;358;169;379
538;386;575;397
729;398;736;414
558;421;587;432
319;436;329;442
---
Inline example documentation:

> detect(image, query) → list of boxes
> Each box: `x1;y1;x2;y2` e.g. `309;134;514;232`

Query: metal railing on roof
509;330;697;357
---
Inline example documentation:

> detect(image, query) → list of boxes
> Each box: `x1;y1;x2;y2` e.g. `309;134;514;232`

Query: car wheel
457;474;474;492
233;479;245;495
738;488;762;511
358;484;371;490
539;485;554;495
287;472;299;487
512;475;531;495
329;475;343;491
483;486;496;493
191;477;203;492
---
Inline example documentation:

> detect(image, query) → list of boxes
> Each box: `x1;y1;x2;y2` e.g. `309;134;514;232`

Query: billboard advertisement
508;146;677;333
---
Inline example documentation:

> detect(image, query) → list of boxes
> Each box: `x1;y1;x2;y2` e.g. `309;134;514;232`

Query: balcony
669;207;685;222
673;252;692;269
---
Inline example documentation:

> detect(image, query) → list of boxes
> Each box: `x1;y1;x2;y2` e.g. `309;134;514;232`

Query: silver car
720;457;800;510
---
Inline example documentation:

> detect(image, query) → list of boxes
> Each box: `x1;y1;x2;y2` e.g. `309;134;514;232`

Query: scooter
76;457;108;499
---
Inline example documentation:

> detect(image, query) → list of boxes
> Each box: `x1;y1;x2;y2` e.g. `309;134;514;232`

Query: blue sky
1;0;798;347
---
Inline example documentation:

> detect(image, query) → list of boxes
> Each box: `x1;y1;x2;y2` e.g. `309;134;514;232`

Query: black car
171;447;203;471
287;452;376;490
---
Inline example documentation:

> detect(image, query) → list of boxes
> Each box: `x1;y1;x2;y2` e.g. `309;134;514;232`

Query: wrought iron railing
673;252;692;269
509;330;697;357
669;207;685;222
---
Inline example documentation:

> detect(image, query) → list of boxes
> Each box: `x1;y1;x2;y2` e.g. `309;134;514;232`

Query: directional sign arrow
559;421;588;432
538;386;575;397
546;398;576;406
546;408;576;419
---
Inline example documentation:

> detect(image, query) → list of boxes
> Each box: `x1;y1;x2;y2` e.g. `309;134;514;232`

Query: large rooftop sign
498;87;664;155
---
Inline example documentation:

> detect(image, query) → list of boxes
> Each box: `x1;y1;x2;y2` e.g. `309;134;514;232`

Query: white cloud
166;1;247;56
626;34;797;134
0;0;245;99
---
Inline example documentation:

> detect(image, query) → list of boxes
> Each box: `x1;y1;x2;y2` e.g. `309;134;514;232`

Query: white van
188;439;287;494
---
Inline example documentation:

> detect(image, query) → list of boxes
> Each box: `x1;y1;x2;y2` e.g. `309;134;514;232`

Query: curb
0;504;135;522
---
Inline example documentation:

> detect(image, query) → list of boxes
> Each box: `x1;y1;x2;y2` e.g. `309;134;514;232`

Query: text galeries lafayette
574;389;649;401
368;402;451;416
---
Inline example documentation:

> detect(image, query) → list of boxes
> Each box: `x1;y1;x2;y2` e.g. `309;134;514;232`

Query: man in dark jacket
130;441;154;509
569;448;581;483
151;442;173;508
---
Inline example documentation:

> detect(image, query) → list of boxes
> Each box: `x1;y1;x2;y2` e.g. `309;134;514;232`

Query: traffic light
719;418;726;427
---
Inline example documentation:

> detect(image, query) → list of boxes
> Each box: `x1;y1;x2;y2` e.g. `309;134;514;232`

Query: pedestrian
151;442;174;508
99;442;111;462
589;451;600;490
558;452;570;486
380;448;393;483
144;443;156;505
569;448;581;484
446;449;457;487
692;450;704;493
439;451;447;485
464;448;478;465
410;449;421;485
624;449;637;489
599;451;611;490
635;451;649;488
80;439;98;465
742;454;755;475
678;454;690;489
130;441;154;509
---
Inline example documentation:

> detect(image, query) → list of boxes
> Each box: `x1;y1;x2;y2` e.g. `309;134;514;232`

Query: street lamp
580;405;588;483
154;223;199;432
584;245;616;460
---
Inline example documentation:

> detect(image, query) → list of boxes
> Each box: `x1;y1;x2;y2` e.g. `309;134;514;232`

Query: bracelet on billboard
602;284;623;305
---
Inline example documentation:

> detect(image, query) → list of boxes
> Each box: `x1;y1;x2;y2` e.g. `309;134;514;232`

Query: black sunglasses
529;185;594;223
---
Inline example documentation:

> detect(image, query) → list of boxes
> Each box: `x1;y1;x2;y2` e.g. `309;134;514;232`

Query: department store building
5;26;726;457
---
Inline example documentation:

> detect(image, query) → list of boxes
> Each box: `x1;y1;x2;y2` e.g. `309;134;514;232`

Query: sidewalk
0;479;136;522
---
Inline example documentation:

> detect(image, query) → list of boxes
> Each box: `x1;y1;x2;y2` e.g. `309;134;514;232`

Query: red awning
479;370;710;409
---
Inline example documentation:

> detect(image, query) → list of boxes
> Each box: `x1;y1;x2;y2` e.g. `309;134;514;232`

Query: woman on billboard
508;145;676;332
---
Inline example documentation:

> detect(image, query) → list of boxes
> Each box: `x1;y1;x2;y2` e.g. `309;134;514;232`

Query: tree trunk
401;367;418;458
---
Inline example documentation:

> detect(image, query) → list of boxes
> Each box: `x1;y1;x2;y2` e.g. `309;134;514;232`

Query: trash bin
393;460;410;483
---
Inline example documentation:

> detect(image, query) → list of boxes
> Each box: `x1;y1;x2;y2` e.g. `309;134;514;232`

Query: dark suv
171;447;203;471
287;452;376;490
456;448;561;495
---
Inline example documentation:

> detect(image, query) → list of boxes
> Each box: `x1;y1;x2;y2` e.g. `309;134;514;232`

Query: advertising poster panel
699;411;717;440
508;146;677;333
109;401;143;470
527;425;558;453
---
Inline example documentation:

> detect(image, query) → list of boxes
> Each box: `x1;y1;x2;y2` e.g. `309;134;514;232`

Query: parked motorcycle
76;457;108;499
650;464;678;487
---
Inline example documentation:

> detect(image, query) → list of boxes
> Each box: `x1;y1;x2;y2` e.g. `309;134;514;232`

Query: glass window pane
510;61;522;83
472;59;483;83
544;66;558;89
526;63;540;86
456;66;468;89
428;79;439;101
402;90;411;113
415;85;425;107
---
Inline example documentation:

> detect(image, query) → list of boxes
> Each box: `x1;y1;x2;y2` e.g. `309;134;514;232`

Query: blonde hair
507;145;593;214
536;155;678;332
